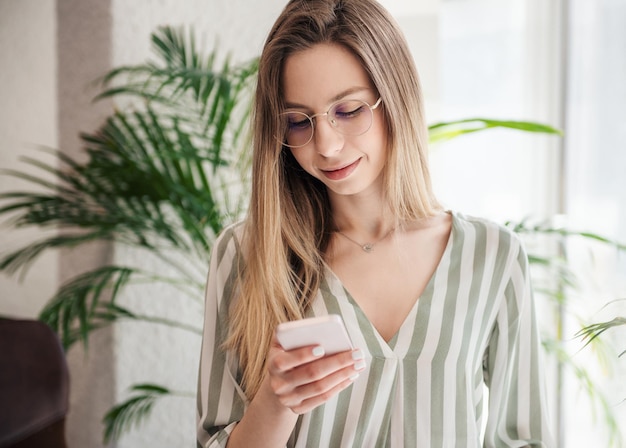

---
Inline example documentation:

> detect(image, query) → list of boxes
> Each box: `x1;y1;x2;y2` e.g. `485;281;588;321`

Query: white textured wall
111;0;284;67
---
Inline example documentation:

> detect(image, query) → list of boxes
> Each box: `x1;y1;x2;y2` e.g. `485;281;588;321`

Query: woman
197;0;553;446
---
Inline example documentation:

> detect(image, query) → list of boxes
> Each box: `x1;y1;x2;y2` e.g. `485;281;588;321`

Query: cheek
371;119;387;146
289;149;314;174
367;122;389;163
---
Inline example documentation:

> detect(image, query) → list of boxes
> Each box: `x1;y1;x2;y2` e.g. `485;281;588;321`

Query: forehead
282;43;373;108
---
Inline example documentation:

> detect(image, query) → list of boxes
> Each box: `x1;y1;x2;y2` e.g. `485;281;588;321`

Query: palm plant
1;25;624;445
0;26;256;442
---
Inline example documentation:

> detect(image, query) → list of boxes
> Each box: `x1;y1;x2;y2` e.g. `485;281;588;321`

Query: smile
320;158;361;181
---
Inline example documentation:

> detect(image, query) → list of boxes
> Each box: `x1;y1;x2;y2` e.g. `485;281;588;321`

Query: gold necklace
336;227;395;253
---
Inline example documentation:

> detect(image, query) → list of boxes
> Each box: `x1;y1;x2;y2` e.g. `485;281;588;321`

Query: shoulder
451;210;521;243
449;210;526;259
449;211;533;292
205;221;246;307
211;221;246;266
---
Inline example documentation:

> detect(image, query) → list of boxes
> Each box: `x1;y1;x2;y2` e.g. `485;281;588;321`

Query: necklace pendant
362;243;374;253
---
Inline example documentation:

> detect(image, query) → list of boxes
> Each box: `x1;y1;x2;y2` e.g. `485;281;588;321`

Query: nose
313;115;344;157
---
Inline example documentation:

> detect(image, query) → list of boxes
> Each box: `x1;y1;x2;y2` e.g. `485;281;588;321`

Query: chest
346;265;426;340
328;235;447;342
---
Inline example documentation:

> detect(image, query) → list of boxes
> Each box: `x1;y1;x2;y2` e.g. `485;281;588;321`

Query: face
281;43;388;198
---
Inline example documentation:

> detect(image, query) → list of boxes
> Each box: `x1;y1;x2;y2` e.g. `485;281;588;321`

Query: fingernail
351;350;363;360
354;360;366;371
312;346;325;357
349;373;360;381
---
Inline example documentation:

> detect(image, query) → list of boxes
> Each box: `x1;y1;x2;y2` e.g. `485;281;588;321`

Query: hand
267;337;366;414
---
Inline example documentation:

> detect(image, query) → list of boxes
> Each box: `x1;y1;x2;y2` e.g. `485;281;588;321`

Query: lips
321;158;361;181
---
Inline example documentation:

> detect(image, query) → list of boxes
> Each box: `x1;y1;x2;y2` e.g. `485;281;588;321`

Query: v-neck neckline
322;211;456;354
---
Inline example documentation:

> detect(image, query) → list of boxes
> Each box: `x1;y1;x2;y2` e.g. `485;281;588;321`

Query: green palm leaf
39;266;134;349
577;317;626;354
103;384;172;444
508;220;626;251
428;117;562;143
542;337;624;444
0;232;114;278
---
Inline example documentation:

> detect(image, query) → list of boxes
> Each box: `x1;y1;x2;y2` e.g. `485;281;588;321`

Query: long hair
225;0;441;398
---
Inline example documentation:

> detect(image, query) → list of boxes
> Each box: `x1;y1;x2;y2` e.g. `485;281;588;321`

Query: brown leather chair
0;317;69;448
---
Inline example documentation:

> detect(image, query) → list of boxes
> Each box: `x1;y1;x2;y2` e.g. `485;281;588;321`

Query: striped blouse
196;211;553;447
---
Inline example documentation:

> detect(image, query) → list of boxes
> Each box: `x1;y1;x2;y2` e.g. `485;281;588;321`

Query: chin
325;182;369;197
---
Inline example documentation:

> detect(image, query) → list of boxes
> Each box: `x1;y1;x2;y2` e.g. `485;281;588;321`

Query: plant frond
508;219;626;252
39;266;135;349
94;25;257;125
428;118;562;144
0;232;113;278
542;337;624;444
577;317;626;350
103;383;170;443
0;107;245;262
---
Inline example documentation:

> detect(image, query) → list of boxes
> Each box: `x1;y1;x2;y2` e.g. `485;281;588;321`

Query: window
387;0;626;445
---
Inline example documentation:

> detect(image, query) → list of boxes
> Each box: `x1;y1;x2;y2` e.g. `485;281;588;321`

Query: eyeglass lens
281;99;375;148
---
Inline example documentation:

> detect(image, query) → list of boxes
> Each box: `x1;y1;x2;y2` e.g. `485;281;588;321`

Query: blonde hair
225;0;441;398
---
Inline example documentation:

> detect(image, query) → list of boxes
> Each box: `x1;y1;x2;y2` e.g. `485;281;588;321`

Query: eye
333;101;365;120
286;113;312;130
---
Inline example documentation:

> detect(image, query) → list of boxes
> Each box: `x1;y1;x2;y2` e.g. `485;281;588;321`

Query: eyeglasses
279;97;383;148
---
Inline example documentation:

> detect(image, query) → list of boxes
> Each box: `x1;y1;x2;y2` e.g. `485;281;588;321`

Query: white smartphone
276;314;353;355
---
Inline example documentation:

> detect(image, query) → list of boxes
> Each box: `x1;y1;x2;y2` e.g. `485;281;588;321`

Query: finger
269;344;326;375
268;345;331;396
281;361;364;407
284;349;364;387
288;374;359;415
269;346;365;399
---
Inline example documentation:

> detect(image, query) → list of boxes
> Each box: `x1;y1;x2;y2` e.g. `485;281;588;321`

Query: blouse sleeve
482;239;554;448
196;225;248;448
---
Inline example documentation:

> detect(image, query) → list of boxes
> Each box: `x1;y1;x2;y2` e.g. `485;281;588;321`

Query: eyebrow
284;86;372;110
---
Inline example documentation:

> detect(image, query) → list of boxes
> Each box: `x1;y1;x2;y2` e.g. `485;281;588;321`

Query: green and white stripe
197;212;553;447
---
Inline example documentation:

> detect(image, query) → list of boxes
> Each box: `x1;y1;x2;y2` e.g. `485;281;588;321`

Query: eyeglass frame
278;97;383;148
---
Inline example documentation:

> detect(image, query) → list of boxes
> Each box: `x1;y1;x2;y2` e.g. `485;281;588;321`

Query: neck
328;189;395;238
